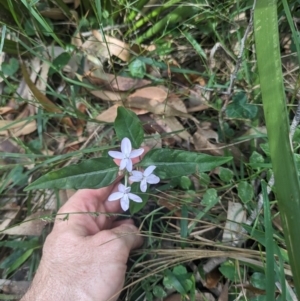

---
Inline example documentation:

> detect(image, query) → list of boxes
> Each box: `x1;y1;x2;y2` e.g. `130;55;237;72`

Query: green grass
1;0;300;300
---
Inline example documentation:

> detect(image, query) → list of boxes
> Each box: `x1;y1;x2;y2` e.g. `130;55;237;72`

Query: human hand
21;182;143;301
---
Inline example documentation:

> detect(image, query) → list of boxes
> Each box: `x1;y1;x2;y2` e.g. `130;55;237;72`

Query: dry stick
204;101;300;274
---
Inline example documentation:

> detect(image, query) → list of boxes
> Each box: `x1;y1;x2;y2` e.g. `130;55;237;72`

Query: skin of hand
21;178;143;301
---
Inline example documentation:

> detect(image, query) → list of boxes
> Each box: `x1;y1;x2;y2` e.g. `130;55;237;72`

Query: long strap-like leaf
254;0;300;297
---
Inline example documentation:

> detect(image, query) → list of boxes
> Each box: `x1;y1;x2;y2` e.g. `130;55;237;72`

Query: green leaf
201;188;219;206
237;181;254;204
226;92;257;120
182;31;207;59
180;176;192;190
249;151;265;165
188;188;220;235
163;269;192;295
5;248;35;276
129;58;146;78
219;260;244;282
1;57;19;76
0;249;24;269
199;172;210;187
145;291;153;301
0;239;40;249
140;149;232;179
219;167;233;182
152;285;167;298
3;39;27;56
260;143;270;156
250;272;266;290
9;165;28;186
49;52;71;76
25;158;118;190
114;107;144;149
173;265;188;275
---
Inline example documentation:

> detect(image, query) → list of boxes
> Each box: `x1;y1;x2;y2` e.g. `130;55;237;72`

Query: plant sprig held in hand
108;137;160;211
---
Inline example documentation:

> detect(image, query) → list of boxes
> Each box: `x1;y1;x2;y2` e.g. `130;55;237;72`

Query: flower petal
108;151;124;159
146;174;160;184
144;165;156;177
120;158;128;170
128;193;143;203
129;171;143;182
125;158;133;172
118;183;126;193
121;137;131;156
124;186;131;193
129;148;144;158
140;178;148;192
108;191;124;201
120;195;129;211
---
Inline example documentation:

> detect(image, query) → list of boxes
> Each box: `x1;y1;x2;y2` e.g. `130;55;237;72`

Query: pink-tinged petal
146;174;160;184
144;165;156;177
129;148;144;158
108;151;124;159
128;193;143;203
108;191;124;201
126;158;133;172
119;158;128;170
118;183;126;193
140;178;148;192
121;138;131;156
129;171;143;182
120;195;129;211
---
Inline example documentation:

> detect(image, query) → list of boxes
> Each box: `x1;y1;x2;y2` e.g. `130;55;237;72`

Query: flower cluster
108;137;160;211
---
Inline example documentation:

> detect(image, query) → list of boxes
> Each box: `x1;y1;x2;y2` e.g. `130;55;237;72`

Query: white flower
108;183;142;211
129;165;160;192
108;137;144;172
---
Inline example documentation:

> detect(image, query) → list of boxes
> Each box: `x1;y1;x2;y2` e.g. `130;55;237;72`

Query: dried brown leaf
95;104;155;123
126;86;199;123
40;8;67;20
2;211;51;236
86;72;151;92
96;104;120;123
129;86;167;102
156;116;193;143
0;107;13;115
218;281;229;301
193;128;223;156
0;119;37;137
90;90;126;101
92;30;131;62
205;268;222;289
0;206;20;233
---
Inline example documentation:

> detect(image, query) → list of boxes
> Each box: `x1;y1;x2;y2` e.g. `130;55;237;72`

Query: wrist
20;262;90;301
